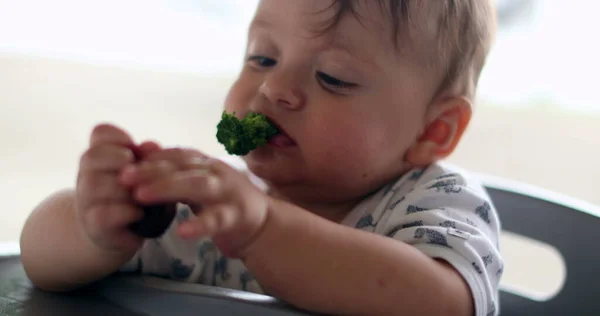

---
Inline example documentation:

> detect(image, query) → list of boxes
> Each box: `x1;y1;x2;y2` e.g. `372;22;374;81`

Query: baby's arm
243;169;502;316
20;124;160;292
20;189;136;292
243;199;473;316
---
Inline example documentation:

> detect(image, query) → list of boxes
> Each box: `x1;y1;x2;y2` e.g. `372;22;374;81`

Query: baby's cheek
222;72;260;114
305;135;388;198
326;121;399;167
223;89;246;114
306;126;375;172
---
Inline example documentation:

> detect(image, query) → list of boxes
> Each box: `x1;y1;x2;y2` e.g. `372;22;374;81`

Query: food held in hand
129;203;177;238
127;144;177;238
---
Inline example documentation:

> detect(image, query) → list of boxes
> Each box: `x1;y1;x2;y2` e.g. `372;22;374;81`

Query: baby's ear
406;96;472;167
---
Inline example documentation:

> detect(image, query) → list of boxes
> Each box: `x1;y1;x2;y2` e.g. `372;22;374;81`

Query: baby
19;1;503;315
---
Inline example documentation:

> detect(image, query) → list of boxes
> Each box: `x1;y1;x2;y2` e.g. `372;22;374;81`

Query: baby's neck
268;190;360;223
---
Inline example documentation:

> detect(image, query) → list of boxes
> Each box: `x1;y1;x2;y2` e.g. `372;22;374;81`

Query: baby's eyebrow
249;18;273;32
248;15;383;72
327;38;382;71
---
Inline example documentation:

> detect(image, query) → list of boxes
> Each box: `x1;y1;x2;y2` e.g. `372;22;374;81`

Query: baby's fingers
121;156;209;187
120;160;177;186
136;141;162;158
133;170;222;205
177;205;238;239
89;123;134;147
82;203;144;233
77;173;130;210
79;203;145;252
79;144;135;172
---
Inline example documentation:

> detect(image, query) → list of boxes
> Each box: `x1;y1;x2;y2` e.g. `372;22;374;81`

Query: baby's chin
242;152;366;201
242;149;301;184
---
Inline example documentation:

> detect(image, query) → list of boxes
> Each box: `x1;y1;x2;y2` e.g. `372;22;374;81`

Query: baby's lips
264;116;296;147
268;133;297;147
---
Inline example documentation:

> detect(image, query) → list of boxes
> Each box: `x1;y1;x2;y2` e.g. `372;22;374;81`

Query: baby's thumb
133;141;162;160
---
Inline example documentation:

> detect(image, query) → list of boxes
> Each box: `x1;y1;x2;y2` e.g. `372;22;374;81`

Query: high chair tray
0;251;313;316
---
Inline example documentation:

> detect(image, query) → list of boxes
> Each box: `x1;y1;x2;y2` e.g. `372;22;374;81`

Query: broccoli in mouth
216;111;279;156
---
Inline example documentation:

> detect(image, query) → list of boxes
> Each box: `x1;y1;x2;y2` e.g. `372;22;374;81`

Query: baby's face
223;0;442;204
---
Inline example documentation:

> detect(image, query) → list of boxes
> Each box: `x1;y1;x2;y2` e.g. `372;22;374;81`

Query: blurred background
1;0;598;303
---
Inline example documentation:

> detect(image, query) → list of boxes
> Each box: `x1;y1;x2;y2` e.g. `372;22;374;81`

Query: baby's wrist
74;218;136;269
212;196;271;259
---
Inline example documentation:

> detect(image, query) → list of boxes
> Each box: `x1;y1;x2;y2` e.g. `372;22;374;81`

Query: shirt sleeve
376;168;503;316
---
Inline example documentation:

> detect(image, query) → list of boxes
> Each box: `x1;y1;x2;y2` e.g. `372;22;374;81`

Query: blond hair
320;0;497;99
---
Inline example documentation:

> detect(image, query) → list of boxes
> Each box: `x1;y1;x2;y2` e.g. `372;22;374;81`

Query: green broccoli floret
216;111;279;156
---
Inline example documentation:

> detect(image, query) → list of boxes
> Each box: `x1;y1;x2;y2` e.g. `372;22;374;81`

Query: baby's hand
119;148;269;258
76;124;160;254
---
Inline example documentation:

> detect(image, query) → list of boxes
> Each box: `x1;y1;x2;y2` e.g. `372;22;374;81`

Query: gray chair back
484;178;600;315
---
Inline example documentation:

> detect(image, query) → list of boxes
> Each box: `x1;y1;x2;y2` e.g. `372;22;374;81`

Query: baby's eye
247;55;277;68
317;71;358;93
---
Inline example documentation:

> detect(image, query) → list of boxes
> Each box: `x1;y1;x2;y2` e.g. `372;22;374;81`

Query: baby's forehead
253;0;495;99
253;0;436;66
329;6;442;74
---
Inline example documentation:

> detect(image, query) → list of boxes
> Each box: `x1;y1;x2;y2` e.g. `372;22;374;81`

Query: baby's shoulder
387;161;492;207
345;161;499;234
410;162;490;197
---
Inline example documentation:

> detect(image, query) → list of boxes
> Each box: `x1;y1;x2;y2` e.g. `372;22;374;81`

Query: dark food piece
129;203;177;238
127;144;177;239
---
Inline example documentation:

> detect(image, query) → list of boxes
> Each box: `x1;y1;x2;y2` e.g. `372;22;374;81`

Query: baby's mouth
268;133;296;147
266;117;297;148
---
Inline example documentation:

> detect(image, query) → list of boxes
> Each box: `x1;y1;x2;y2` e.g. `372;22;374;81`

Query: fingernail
205;175;220;192
119;165;136;184
123;164;137;175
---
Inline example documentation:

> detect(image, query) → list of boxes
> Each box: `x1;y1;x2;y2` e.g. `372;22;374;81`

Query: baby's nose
258;71;306;110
